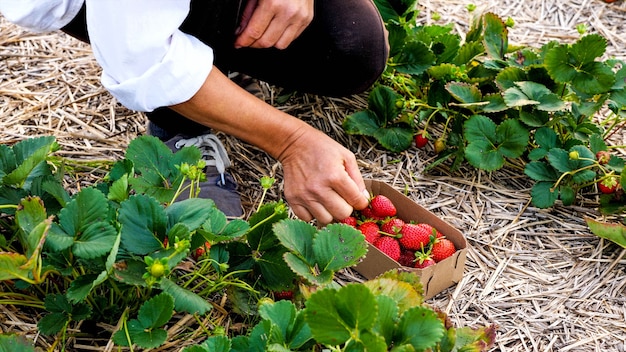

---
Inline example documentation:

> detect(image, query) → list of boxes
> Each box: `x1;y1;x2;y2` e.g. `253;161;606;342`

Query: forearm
170;67;311;161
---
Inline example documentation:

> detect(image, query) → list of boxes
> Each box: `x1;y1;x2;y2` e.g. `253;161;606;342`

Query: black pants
62;0;389;136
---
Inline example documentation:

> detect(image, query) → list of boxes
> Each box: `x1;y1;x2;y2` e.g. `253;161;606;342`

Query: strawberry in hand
369;194;397;218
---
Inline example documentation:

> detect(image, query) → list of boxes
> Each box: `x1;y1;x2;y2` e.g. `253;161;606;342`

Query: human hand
277;127;370;225
235;0;314;50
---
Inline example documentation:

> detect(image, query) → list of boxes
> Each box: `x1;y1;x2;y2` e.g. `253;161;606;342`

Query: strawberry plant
347;0;626;247
181;270;496;351
0;135;494;351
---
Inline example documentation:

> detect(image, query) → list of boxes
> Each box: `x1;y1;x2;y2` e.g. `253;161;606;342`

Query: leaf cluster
182;271;496;352
345;0;626;224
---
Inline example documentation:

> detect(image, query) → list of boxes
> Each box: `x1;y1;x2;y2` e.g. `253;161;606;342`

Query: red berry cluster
340;194;457;269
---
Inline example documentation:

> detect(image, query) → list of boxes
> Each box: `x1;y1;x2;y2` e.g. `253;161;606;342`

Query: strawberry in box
346;180;467;300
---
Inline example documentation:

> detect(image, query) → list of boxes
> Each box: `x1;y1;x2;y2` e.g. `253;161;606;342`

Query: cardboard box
354;180;467;300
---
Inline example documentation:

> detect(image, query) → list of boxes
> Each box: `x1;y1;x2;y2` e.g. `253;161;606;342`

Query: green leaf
137;292;174;329
166;198;214;231
524;161;558;182
464;115;528;171
259;300;313;349
373;125;415;153
304;284;377;345
114;320;168;349
530;181;559;209
274;219;317;264
2;136;56;187
395;306;445;349
200;336;231;352
313;224;368;272
0;252;30;282
159;278;213;315
482;12;508;60
544;35;615;95
343;110;383;137
73;221;117;259
393;41;436;75
38;312;68;335
369;85;401;125
497;119;529;158
15;197;48;257
119;195;167;255
0;334;37;352
571;34;607;64
107;173;129;202
586;218;626;248
256;248;299;290
495;67;527;90
372;295;399;345
453;41;484;65
445;82;482;103
503;81;564;111
547;146;596;184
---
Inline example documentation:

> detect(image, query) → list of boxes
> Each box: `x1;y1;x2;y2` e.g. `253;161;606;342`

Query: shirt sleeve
0;0;83;32
85;0;214;112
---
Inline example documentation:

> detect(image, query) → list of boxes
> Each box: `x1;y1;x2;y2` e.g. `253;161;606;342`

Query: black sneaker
163;133;244;218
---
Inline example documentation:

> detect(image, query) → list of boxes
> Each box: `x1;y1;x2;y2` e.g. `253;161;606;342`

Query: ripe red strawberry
398;223;432;251
414;256;436;269
274;290;294;301
398;249;417;267
416;223;443;238
339;216;358;227
415;130;429;148
193;242;211;260
360;206;385;221
370;195;397;218
599;176;619;194
431;238;456;262
374;236;401;261
358;221;381;244
381;217;405;235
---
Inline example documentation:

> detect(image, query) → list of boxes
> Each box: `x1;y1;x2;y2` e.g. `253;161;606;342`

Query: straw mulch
2;1;626;351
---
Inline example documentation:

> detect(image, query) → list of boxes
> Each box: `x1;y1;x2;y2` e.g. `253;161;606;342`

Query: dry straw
2;0;626;351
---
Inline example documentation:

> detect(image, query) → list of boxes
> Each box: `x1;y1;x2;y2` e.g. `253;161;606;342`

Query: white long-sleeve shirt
0;0;214;112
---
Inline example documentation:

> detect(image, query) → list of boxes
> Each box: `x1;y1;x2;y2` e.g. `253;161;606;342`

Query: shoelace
174;134;232;186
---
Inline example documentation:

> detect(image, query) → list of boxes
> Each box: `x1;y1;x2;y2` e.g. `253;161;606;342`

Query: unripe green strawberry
399;223;432;251
358;221;381;244
370;195;397;218
381;217;405;235
374;236;401;261
431;238;456;262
